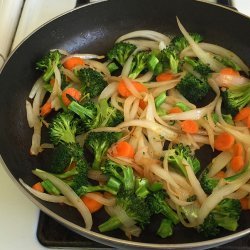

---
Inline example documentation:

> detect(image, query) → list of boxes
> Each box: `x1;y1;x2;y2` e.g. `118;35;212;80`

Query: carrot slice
118;80;147;97
61;87;81;106
220;67;240;76
156;72;174;82
180;120;199;134
81;192;103;213
214;132;235;151
233;143;244;157
113;141;135;158
214;171;226;179
234;107;250;122
40;101;52;117
168;107;183;114
230;155;245;172
32;182;44;193
240;197;249;210
63;57;84;70
139;100;147;110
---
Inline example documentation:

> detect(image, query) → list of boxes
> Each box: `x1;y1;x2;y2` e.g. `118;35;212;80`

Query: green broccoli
157;218;173;238
36;50;62;82
49;112;81;145
101;160;135;191
184;56;212;77
176;73;211;104
69;99;123;131
168;144;201;177
76;68;107;98
129;50;151;79
98;190;151;233
171;33;203;53
222;83;250;116
146;189;179;225
107;42;136;66
50;143;83;174
197;198;241;237
199;168;219;195
85;132;122;170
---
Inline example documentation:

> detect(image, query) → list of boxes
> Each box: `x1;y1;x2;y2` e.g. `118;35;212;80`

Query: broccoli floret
107;42;137;66
101;160;135;191
50;143;83;174
168;144;200;177
76;68;107;98
55;158;89;192
129;51;151;79
36;50;62;82
98;190;151;233
222;83;250;116
177;73;211;104
197;198;241;237
184;56;212;77
85;132;122;170
159;46;180;74
69;99;124;131
199;169;219;195
146;190;179;225
49;112;81;145
171;33;203;53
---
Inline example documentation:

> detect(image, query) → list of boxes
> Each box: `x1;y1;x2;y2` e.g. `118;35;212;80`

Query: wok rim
1;0;250;248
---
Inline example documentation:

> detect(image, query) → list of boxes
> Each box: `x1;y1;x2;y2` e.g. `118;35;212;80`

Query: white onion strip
208;151;232;177
177;17;224;72
117;119;178;141
116;30;170;45
29;77;44;99
19;179;73;206
61;67;81;84
32;169;93;230
85;193;115;207
26;100;35;128
98;82;118;101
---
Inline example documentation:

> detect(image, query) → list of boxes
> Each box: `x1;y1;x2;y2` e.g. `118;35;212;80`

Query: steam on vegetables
23;17;250;239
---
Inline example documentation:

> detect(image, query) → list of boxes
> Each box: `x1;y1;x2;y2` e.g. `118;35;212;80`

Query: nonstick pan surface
0;0;250;249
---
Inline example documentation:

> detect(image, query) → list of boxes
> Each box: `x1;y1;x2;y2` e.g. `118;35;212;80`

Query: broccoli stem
68;101;95;120
77;184;118;196
175;102;191;112
157;218;173;238
41;179;61;195
155;92;167;108
54;168;78;179
123;167;135;191
98;216;122;232
106;177;121;194
149;182;163;192
148;54;159;71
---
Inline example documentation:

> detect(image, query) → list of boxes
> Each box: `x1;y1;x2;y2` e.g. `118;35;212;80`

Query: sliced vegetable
61;87;82;106
63;57;84;70
214;132;235;151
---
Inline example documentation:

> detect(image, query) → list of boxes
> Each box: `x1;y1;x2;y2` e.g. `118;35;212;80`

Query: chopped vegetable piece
214;132;235;151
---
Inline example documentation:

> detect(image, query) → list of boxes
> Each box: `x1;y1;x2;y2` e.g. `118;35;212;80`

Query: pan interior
0;0;249;247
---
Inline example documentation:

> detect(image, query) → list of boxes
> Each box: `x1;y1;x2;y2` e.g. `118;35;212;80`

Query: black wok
0;0;250;249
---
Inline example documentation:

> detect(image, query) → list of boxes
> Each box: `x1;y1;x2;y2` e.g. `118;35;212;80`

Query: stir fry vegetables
22;18;250;240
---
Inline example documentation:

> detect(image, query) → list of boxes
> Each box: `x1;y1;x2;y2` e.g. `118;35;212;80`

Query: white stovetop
0;1;249;250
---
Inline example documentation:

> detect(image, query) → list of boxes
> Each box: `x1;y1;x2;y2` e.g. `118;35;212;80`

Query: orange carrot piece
168;107;183;114
61;87;81;106
214;171;226;179
156;72;174;82
139;100;147;110
81;192;103;213
246;115;250;128
117;80;147;97
32;182;44;193
63;57;84;70
234;107;250;122
233;143;244;157
113;141;135;158
180;120;199;134
214;132;235;151
220;67;240;76
50;78;55;86
240;197;249;210
231;155;245;172
40;101;52;117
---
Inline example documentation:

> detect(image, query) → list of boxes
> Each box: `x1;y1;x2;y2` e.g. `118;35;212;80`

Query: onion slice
32;169;93;230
